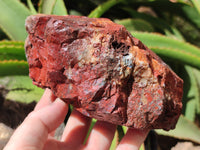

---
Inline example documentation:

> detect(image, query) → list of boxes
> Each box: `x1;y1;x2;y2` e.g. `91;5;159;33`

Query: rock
0;123;13;149
25;15;183;130
54;123;65;140
172;142;200;150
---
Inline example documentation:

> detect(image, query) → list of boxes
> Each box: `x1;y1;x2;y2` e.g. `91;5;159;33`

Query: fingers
61;110;91;148
34;88;59;136
116;128;149;150
61;110;117;150
34;88;57;111
32;98;69;132
4;98;68;150
84;121;117;150
4;88;148;150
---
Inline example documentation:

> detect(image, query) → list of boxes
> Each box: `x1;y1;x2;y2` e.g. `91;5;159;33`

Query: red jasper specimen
25;15;183;130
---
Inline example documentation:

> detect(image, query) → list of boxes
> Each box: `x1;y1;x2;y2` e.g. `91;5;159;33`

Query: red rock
25;15;183;130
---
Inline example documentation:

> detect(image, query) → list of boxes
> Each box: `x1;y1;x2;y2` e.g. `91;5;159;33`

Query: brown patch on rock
25;15;183;130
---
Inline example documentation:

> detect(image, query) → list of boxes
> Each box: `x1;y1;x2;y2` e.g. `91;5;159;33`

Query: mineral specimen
25;15;183;130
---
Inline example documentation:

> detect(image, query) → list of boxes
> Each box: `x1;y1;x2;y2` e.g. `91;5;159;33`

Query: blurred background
0;0;200;149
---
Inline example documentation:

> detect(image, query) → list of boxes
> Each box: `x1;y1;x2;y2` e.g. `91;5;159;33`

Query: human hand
4;89;149;150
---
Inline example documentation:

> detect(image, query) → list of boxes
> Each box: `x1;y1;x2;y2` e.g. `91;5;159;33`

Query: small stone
25;15;183;130
172;142;200;150
0;123;13;149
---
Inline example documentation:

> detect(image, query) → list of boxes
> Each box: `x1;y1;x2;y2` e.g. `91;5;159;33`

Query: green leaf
117;125;125;143
52;0;68;15
0;40;24;46
0;76;44;103
183;66;200;122
164;27;185;41
131;32;200;70
156;115;200;144
122;126;128;133
124;1;200;29
69;10;83;16
180;3;200;29
110;131;118;150
115;18;154;32
83;119;96;144
0;60;28;76
39;0;68;15
39;0;56;14
123;7;185;41
27;0;37;15
146;1;200;29
139;144;145;150
180;65;199;122
123;8;171;32
185;99;196;122
88;0;122;18
0;41;28;76
191;0;200;15
0;41;26;61
0;0;32;41
192;68;200;114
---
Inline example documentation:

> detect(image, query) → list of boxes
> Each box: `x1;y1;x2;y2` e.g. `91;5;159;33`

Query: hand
4;89;149;150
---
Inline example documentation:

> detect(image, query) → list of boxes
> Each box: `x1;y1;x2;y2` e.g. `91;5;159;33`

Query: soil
0;87;36;149
0;99;36;129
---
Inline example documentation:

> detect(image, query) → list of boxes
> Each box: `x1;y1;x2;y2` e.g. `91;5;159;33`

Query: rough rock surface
25;15;183;130
0;123;14;149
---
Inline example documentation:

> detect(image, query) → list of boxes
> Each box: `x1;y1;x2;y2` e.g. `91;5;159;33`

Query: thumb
4;98;68;150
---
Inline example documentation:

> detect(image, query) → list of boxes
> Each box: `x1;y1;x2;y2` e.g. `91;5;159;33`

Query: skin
4;89;149;150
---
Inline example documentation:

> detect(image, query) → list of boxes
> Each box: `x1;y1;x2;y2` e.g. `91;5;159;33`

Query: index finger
34;88;57;110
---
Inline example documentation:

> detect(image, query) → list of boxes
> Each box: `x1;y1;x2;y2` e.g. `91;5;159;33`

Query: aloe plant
0;0;200;149
0;0;68;103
